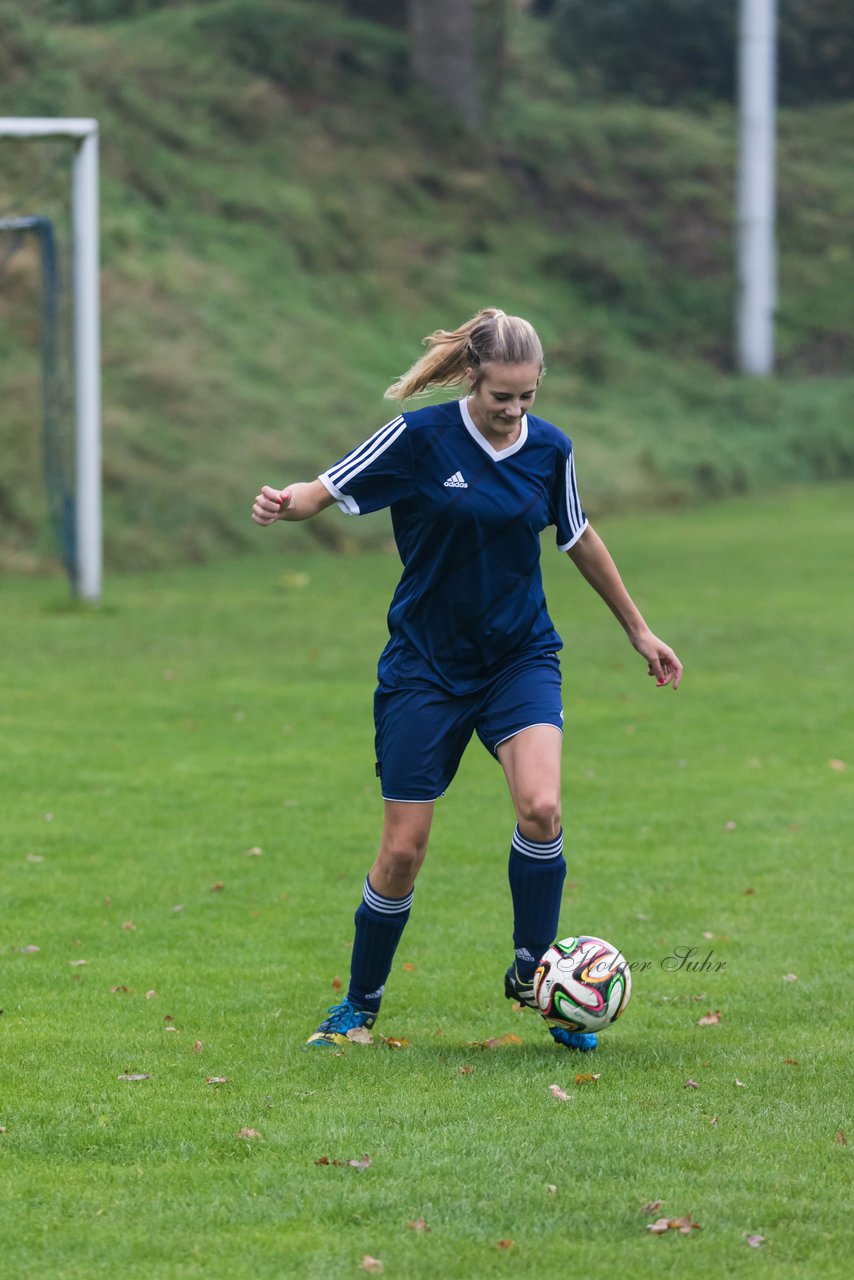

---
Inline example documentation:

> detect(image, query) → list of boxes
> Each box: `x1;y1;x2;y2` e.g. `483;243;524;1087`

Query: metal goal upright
0;116;102;602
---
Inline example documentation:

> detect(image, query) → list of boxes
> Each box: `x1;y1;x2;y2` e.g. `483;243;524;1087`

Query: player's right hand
251;484;291;525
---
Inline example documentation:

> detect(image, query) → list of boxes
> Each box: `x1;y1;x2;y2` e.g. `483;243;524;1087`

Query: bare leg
368;800;435;896
497;724;562;840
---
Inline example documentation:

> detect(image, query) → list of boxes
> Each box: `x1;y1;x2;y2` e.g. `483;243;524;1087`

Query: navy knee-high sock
508;824;566;982
347;877;413;1013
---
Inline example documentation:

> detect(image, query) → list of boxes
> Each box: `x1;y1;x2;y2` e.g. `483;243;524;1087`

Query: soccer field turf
1;485;851;1278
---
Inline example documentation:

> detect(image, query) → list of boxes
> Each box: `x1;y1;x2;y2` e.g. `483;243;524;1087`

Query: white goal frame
0;117;102;602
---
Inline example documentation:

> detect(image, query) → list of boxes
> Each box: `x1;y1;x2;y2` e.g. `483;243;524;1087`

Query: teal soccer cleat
549;1025;598;1052
305;999;377;1048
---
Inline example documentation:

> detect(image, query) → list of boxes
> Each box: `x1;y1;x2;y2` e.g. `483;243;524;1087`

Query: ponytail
384;307;544;401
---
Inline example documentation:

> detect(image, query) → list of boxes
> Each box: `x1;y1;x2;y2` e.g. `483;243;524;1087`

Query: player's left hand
633;631;683;690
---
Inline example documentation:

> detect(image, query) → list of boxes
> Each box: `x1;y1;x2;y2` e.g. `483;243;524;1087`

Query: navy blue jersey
318;398;587;693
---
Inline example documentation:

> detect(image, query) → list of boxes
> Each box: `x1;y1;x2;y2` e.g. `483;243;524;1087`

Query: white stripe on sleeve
556;451;588;550
325;416;406;490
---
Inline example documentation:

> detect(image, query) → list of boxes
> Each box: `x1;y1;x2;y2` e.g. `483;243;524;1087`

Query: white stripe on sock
362;877;414;915
512;825;564;861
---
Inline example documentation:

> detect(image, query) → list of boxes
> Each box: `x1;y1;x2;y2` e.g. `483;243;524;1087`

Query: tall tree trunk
409;0;481;127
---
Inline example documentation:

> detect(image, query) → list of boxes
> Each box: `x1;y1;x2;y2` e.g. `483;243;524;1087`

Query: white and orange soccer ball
534;935;632;1035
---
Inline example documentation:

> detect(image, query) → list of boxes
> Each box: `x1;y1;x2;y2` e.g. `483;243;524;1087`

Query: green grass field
2;485;851;1278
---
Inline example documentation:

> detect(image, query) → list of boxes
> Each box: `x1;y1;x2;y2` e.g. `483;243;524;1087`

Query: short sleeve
318;414;412;516
552;439;588;551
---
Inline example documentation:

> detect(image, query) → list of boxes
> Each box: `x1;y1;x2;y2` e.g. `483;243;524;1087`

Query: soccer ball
533;936;632;1034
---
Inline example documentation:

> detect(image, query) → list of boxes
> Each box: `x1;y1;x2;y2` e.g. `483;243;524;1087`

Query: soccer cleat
504;963;539;1011
549;1025;598;1052
305;999;377;1049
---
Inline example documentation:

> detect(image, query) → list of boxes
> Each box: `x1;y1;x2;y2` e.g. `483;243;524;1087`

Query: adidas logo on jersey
443;471;468;489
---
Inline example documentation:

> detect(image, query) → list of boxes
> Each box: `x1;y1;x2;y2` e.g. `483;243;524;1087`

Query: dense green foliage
1;487;852;1277
549;0;854;105
0;0;852;572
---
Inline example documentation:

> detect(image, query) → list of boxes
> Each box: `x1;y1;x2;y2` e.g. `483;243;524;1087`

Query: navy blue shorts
373;652;563;802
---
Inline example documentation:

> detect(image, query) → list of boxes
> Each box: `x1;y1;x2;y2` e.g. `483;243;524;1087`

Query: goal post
0;117;102;602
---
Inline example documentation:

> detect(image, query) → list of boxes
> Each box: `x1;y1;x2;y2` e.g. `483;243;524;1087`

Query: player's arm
566;524;683;689
251;480;335;526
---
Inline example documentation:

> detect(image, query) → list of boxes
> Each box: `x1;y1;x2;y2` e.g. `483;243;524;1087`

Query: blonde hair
384;307;545;401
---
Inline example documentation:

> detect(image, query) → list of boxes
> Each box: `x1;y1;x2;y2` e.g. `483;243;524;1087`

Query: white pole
71;125;102;602
737;0;777;375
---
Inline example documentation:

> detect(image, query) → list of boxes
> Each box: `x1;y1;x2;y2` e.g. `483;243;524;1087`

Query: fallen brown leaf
111;985;130;994
346;1026;374;1045
348;1154;371;1171
746;1234;766;1248
402;962;417;972
829;758;846;771
122;921;136;931
709;1116;719;1127
782;973;798;982
20;945;40;954
697;1010;721;1026
407;1217;430;1232
575;1072;600;1085
735;1078;747;1088
835;1130;847;1146
331;975;342;992
684;1078;700;1089
642;1200;665;1214
647;1216;701;1236
496;1239;515;1250
467;1032;523;1050
783;1058;799;1066
359;1258;384;1275
380;1036;410;1050
549;1083;572;1102
193;1041;204;1053
210;882;225;892
207;1077;229;1085
647;1218;671;1235
237;1127;262;1139
458;1065;474;1074
243;846;263;857
117;1073;150;1082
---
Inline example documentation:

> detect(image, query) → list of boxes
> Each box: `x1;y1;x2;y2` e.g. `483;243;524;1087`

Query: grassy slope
0;0;852;571
0;486;851;1277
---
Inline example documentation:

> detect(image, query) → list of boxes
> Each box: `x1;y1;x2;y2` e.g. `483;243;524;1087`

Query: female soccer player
251;308;682;1052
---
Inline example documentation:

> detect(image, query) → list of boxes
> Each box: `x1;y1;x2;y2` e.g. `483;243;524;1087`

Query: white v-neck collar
459;398;528;461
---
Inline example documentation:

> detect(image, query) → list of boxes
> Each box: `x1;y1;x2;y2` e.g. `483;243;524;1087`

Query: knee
377;835;428;885
516;793;562;842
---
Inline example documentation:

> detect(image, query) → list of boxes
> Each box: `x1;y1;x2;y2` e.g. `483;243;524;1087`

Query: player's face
466;361;541;446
